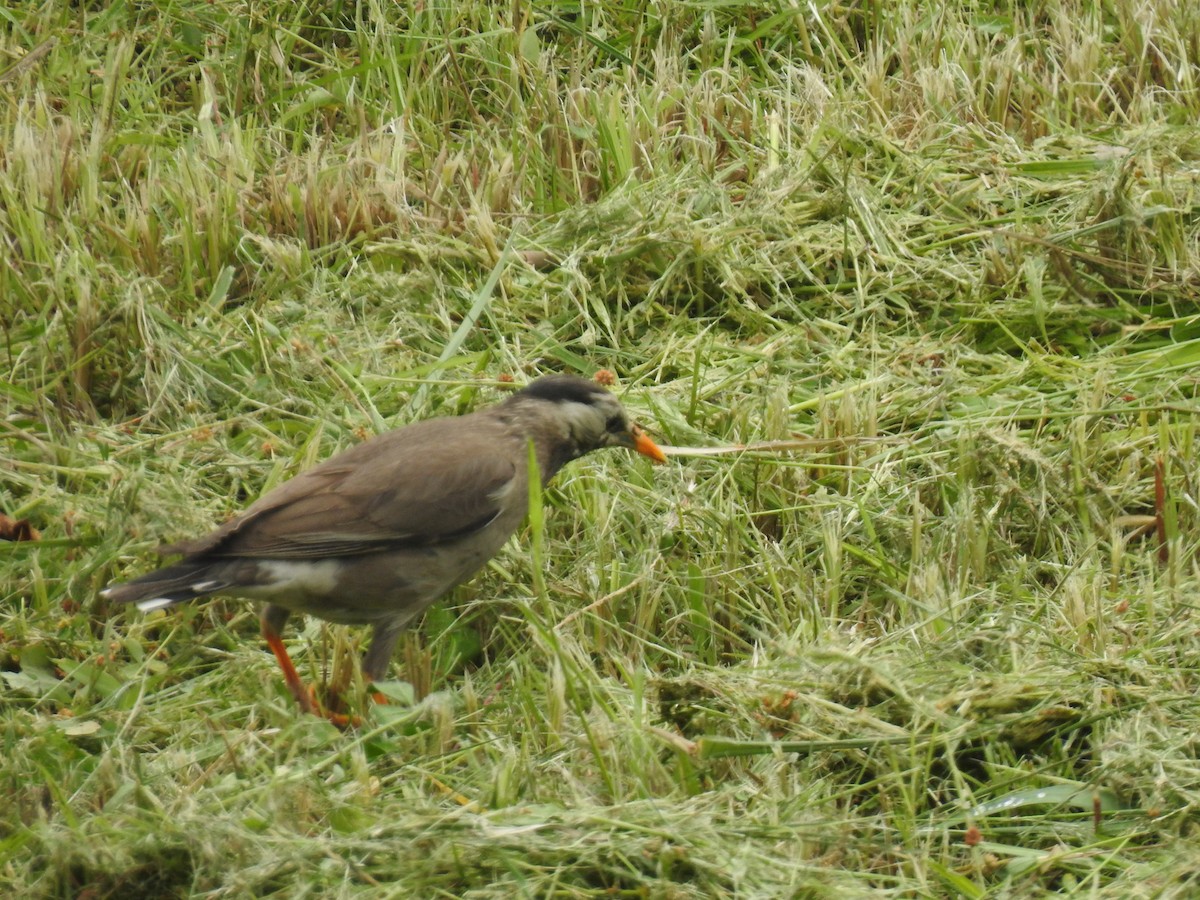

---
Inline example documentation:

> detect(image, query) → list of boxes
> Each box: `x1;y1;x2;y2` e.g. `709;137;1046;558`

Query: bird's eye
605;415;624;433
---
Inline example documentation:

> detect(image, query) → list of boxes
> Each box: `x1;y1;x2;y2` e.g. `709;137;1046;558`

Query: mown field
3;1;1200;896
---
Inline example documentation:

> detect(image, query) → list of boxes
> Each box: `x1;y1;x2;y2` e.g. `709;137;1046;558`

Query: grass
3;0;1200;895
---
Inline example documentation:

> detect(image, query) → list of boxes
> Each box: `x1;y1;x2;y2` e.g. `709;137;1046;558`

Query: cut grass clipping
4;1;1200;896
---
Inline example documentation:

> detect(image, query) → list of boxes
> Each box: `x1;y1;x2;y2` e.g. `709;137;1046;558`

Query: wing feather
162;414;522;560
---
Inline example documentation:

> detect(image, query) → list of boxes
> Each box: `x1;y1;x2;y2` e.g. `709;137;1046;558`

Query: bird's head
507;374;666;475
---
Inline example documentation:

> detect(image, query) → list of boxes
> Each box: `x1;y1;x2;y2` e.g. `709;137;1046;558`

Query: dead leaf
0;514;40;542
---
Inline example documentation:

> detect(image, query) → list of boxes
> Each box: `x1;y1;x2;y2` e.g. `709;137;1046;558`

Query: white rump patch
137;597;178;613
255;560;343;597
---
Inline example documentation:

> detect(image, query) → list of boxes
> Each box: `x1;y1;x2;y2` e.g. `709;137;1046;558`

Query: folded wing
163;417;520;560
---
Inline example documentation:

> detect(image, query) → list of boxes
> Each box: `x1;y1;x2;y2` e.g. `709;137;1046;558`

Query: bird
102;374;666;720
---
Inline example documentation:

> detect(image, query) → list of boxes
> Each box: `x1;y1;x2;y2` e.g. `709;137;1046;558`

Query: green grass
4;0;1200;895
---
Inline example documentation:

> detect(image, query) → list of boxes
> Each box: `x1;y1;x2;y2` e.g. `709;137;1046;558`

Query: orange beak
631;425;667;463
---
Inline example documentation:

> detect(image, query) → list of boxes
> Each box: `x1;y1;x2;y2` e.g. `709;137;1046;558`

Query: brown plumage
102;374;666;719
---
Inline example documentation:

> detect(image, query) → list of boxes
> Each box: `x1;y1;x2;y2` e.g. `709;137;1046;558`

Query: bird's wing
162;416;524;560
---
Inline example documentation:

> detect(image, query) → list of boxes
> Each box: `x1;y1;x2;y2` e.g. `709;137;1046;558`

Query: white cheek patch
558;400;608;446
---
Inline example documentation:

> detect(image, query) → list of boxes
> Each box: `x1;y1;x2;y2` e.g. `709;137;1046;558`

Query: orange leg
262;623;318;716
260;607;361;726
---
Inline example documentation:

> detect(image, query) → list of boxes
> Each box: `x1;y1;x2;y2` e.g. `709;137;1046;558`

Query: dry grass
4;1;1200;896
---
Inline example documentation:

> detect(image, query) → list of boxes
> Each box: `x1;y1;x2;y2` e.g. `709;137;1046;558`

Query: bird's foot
308;683;368;729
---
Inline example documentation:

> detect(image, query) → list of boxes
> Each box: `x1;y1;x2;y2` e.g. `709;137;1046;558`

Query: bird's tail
100;561;231;612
